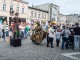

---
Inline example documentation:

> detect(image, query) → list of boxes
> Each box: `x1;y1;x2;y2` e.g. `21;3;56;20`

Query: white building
36;3;60;22
66;14;79;25
78;15;80;26
59;14;66;25
28;6;49;25
0;0;28;25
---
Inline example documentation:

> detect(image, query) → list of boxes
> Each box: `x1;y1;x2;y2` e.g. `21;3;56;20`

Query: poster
0;19;2;24
0;19;2;33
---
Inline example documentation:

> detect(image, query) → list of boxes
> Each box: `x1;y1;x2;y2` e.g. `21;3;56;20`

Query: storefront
9;17;26;26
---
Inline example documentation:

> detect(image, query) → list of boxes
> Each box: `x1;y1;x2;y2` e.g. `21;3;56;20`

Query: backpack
61;30;65;36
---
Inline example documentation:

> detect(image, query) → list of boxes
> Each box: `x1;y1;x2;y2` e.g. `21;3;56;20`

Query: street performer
30;22;44;44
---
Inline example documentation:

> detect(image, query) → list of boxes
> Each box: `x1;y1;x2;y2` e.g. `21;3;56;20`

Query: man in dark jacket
73;23;80;51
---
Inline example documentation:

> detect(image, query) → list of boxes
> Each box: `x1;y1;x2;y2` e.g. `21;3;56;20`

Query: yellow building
0;0;28;25
28;6;49;25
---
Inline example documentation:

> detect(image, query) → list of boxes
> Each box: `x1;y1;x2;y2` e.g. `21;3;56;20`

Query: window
10;5;14;14
38;14;40;18
22;8;24;13
45;15;46;19
16;6;19;12
31;12;33;17
42;14;44;18
3;3;6;11
35;13;37;17
10;5;13;11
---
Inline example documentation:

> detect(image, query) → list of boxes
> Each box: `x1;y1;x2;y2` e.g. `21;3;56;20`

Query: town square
0;0;80;60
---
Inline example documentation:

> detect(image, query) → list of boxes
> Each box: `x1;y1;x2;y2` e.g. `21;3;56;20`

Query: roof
28;6;49;13
20;0;29;4
66;14;78;16
37;3;59;7
13;0;29;4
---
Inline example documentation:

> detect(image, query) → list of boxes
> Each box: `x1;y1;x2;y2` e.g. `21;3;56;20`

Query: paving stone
0;37;79;60
72;54;80;58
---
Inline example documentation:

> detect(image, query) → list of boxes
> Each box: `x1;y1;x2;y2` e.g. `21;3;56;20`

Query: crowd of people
0;21;30;41
0;20;80;51
46;22;80;51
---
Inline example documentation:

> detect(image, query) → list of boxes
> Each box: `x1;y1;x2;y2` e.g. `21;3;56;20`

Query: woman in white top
19;22;25;39
48;25;55;48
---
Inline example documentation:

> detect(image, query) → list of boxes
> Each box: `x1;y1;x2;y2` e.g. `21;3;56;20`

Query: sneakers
51;46;54;48
46;46;49;47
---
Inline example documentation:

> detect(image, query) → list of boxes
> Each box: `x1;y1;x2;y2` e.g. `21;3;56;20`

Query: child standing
55;28;61;47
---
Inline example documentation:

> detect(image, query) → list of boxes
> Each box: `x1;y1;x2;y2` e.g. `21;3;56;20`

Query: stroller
68;28;74;49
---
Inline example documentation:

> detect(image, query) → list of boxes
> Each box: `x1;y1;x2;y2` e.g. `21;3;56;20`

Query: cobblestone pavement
0;37;80;60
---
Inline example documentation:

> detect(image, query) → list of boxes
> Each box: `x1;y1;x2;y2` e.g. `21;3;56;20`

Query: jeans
47;35;49;47
2;32;7;41
6;31;9;36
56;39;60;47
24;29;26;38
25;32;28;38
20;31;25;39
49;37;53;48
61;37;68;49
74;35;80;51
0;32;2;38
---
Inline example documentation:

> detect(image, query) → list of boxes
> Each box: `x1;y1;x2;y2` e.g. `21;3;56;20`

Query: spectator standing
2;21;9;41
48;25;55;48
25;23;29;38
73;23;80;51
69;26;74;49
46;24;50;47
55;28;61;47
19;22;25;39
61;26;71;49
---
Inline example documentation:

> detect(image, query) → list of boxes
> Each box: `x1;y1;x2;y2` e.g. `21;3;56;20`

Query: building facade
59;14;66;25
36;3;60;22
66;14;79;25
0;0;28;25
28;6;49;25
78;15;80;25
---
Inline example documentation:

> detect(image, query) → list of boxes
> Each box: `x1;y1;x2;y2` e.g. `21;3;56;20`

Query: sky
24;0;80;15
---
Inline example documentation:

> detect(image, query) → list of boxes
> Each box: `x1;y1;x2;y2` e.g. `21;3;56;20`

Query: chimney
32;5;34;7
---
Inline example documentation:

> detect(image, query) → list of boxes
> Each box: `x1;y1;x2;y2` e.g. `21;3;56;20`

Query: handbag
61;30;65;36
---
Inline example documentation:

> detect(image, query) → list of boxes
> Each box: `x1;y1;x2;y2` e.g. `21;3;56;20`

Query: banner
0;19;2;24
0;19;2;32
